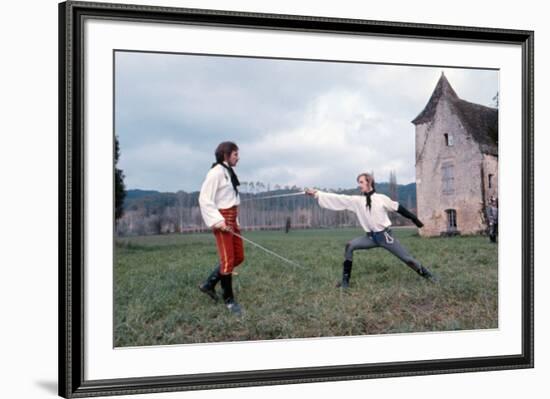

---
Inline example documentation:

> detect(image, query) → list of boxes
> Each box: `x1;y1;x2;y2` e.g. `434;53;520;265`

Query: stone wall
482;153;499;203
415;98;488;237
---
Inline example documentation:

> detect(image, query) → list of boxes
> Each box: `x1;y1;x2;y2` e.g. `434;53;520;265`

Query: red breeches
213;206;244;275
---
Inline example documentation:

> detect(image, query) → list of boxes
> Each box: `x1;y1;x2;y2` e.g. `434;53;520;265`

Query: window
446;209;457;230
441;163;455;194
444;133;454;146
488;174;494;188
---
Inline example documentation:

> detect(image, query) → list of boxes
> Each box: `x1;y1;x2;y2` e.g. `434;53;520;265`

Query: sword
240;191;306;202
227;229;304;269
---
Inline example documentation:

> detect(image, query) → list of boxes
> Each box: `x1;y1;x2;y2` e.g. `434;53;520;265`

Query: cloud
115;51;498;192
240;88;415;188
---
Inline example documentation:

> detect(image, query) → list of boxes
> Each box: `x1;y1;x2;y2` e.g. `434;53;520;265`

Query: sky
115;51;499;193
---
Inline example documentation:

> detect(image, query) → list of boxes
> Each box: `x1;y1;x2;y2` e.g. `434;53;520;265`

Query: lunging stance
305;173;438;288
198;141;244;315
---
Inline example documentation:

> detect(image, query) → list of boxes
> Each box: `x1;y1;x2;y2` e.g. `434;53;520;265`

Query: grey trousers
344;229;422;273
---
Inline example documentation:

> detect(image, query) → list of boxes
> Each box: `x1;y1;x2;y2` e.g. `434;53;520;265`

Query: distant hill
124;189;183;214
118;183;417;235
374;182;417;206
125;189;166;201
123;182;416;213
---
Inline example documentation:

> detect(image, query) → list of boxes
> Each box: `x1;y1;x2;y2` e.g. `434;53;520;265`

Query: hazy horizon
125;179;417;194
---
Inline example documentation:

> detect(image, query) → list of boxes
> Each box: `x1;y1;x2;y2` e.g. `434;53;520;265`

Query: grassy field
114;227;498;347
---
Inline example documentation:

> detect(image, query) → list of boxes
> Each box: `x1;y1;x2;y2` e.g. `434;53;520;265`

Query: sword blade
241;192;305;202
229;230;304;269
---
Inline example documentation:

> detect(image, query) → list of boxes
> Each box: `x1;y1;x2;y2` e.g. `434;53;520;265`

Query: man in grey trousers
486;196;498;243
305;172;438;288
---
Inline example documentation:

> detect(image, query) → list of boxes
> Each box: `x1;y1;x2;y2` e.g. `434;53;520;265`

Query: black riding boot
336;260;352;288
417;265;439;283
199;264;221;301
403;260;439;283
220;273;242;315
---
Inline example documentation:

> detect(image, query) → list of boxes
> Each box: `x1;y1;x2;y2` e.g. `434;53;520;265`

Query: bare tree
389;170;398;201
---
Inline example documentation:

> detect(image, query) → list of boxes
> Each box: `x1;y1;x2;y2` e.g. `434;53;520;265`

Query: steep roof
452;99;498;156
412;73;498;156
412;73;459;124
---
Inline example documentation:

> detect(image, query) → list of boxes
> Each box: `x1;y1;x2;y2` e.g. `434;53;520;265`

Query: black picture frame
58;1;534;397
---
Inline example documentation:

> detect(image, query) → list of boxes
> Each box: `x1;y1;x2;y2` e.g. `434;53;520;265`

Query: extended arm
397;204;424;228
306;189;355;212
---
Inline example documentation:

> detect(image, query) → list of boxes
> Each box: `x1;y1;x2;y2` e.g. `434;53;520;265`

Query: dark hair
214;141;239;164
356;172;376;190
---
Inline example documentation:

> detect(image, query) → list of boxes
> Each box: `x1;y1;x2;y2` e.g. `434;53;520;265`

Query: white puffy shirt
198;163;240;228
315;191;399;232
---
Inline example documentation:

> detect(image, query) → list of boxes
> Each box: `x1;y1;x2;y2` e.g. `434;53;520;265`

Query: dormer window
444;133;454;146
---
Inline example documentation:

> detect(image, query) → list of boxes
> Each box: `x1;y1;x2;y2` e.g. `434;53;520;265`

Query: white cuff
212;220;225;228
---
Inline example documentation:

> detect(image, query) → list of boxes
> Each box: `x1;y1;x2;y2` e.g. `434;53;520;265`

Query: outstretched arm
377;193;423;228
305;189;355;211
397;204;424;228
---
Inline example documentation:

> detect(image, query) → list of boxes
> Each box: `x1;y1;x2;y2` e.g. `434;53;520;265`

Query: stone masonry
412;73;498;237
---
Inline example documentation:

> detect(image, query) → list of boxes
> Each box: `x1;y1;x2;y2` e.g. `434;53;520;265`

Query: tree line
115;180;417;237
115;134;417;236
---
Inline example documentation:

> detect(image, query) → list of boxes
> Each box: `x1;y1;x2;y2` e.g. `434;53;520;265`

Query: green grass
114;227;498;347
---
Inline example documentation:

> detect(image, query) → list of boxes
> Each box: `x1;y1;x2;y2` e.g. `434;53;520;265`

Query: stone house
412;73;498;237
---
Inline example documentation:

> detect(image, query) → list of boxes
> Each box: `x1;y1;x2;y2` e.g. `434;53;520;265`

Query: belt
219;206;238;212
367;228;394;245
